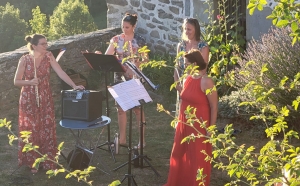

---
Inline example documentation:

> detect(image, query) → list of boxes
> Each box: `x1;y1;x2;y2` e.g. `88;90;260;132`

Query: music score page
108;79;152;111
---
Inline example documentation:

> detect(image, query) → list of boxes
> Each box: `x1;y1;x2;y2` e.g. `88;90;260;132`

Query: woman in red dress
165;49;218;186
14;34;85;173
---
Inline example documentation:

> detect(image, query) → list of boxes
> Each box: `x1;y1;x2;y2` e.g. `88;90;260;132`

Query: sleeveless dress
165;75;212;186
18;52;57;170
175;41;208;117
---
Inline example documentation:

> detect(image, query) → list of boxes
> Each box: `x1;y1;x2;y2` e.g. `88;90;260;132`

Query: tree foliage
0;3;27;53
248;0;300;45
49;0;97;40
29;6;48;36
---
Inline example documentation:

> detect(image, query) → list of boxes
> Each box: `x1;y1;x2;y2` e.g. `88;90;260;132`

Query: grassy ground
1;92;298;185
0;98;272;186
0;98;177;186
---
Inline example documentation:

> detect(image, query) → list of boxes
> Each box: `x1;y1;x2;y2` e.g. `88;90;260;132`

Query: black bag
66;149;90;170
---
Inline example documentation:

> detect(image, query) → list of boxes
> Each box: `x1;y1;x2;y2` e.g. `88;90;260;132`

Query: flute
33;53;39;107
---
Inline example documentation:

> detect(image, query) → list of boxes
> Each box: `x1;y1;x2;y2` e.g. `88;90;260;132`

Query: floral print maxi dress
109;33;140;84
18;52;57;170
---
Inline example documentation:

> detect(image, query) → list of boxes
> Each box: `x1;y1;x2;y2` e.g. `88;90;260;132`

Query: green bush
234;27;300;125
0;3;27;53
218;90;256;121
49;0;97;40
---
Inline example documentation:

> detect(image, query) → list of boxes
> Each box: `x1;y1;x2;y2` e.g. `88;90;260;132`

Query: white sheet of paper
108;79;152;111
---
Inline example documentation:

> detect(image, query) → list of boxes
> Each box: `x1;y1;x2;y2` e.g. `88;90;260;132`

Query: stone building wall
106;0;300;54
0;28;121;120
106;0;209;55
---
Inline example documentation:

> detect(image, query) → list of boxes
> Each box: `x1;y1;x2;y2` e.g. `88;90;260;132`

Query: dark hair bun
123;13;138;26
25;36;32;43
132;14;138;21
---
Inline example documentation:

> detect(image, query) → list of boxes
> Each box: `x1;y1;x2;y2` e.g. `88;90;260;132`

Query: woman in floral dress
14;34;84;173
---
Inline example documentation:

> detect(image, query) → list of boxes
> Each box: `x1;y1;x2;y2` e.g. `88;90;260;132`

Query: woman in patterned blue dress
174;18;210;117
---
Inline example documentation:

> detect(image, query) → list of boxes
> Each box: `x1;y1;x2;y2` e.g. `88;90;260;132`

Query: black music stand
121;62;160;176
134;100;160;176
122;109;137;185
82;53;125;162
113;99;160;177
107;79;151;186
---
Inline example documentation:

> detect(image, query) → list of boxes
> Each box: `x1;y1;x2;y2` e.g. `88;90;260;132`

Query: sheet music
124;61;158;90
108;79;152;111
56;48;66;62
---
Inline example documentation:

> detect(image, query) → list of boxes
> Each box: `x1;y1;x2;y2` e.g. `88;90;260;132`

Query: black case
61;90;103;121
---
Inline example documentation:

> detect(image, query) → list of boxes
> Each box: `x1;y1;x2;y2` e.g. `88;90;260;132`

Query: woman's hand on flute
30;77;39;86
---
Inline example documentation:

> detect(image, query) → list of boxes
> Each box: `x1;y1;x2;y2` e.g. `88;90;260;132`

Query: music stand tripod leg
117;109;137;185
97;71;116;162
136;102;161;177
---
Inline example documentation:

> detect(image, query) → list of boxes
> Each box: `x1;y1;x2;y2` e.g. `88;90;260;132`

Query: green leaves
0;3;27;53
250;0;300;45
29;6;48;35
109;180;121;186
1;118;95;185
276;20;290;28
49;0;97;40
247;0;267;15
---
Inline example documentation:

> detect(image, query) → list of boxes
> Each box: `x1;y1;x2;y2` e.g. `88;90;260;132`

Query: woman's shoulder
111;34;123;43
201;76;215;88
198;41;208;49
20;53;31;61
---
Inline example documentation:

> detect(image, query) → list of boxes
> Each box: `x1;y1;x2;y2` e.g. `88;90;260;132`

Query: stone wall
106;0;209;55
106;0;300;53
0;28;121;121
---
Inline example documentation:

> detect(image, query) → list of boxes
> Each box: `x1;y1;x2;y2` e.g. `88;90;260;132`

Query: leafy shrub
49;0;97;40
218;90;256;121
234;27;300;125
29;6;48;36
0;3;27;53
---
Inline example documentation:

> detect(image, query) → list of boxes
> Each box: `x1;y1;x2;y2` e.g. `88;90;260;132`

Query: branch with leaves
248;0;300;45
0;118;95;186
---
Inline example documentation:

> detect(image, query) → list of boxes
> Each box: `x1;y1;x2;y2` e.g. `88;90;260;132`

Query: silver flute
33;53;39;107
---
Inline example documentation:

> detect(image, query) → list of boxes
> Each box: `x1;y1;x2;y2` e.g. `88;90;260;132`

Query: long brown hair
181;18;201;41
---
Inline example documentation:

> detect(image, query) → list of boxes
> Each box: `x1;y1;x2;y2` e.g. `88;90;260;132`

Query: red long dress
165;75;212;186
18;53;57;170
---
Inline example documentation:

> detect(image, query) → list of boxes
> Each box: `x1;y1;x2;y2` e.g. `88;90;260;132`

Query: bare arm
202;77;218;126
48;52;84;90
14;57;38;87
174;43;182;92
201;45;210;64
105;43;115;55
